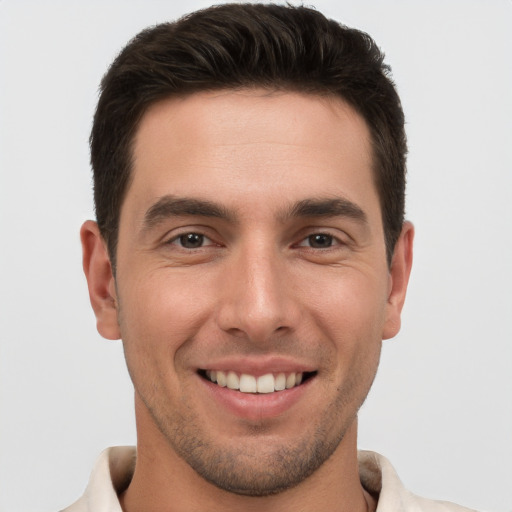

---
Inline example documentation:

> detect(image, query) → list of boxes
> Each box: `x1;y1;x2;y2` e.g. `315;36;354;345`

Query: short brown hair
90;3;407;268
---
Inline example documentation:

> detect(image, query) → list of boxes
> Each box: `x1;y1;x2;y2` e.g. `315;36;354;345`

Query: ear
382;221;414;340
80;220;121;340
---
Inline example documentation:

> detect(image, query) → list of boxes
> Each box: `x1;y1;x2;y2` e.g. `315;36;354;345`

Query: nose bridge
217;238;296;341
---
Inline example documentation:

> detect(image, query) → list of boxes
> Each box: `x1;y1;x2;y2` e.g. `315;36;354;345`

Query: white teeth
257;373;275;394
226;371;239;390
205;370;306;393
275;373;286;391
240;374;257;393
216;370;227;387
285;373;296;389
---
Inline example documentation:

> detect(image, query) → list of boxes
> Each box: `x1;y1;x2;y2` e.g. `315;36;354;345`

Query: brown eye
307;234;334;248
178;233;205;248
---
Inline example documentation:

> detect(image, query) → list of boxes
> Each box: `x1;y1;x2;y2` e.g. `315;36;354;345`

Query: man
65;4;475;511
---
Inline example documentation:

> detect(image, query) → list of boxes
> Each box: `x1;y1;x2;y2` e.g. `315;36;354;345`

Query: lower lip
200;375;313;421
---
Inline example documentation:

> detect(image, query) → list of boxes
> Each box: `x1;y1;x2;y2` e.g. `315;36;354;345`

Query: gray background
1;1;511;511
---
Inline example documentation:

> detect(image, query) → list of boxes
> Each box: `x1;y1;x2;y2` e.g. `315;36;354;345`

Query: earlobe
382;221;414;340
80;220;121;340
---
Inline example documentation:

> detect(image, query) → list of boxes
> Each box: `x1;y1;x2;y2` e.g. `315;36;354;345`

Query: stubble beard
141;372;375;497
165;414;347;496
119;293;382;497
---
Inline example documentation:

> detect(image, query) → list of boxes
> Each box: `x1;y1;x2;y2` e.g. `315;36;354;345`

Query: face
82;89;412;496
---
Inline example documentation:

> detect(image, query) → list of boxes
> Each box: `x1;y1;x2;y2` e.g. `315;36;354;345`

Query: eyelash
165;231;345;250
166;232;217;249
295;233;343;249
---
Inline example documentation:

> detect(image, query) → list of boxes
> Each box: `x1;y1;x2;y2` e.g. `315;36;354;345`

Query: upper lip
196;355;317;376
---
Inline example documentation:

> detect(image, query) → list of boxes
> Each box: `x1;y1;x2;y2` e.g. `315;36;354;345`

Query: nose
215;242;300;344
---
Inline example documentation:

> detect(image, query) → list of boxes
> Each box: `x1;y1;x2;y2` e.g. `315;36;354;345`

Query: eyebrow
283;198;368;224
142;196;235;231
141;195;367;232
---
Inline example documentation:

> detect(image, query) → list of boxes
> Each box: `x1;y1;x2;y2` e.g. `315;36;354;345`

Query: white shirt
61;447;478;512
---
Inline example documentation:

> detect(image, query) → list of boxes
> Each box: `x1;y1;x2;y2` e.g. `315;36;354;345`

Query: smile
201;370;314;394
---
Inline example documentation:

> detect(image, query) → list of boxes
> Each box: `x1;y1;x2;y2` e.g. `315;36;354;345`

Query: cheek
120;267;215;336
115;269;216;385
306;269;389;340
117;266;236;395
302;269;388;390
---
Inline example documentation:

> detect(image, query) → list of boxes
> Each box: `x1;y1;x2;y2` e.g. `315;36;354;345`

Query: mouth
198;369;316;394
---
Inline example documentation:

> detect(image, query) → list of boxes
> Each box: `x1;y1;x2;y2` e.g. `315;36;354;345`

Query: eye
169;232;213;249
298;233;338;249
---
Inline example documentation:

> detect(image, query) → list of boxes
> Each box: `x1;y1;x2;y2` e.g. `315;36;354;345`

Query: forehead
135;89;371;157
125;89;379;225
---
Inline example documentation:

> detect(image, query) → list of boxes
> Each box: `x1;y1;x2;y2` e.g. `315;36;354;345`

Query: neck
120;399;375;512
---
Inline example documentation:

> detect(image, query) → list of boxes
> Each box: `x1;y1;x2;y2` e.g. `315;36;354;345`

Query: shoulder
412;495;480;512
358;451;479;512
59;446;135;512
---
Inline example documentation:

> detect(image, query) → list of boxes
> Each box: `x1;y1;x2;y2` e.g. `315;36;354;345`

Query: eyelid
161;226;221;248
168;233;214;246
294;228;349;248
297;235;341;248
